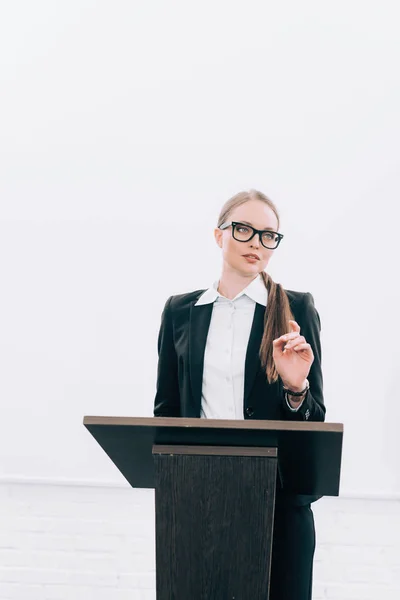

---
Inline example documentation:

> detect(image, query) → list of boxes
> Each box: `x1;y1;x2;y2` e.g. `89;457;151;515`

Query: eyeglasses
219;221;284;250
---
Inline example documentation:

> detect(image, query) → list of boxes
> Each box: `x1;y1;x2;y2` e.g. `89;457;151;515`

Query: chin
238;263;261;275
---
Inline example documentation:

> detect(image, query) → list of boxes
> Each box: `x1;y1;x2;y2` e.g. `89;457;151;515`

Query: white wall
1;0;400;570
1;0;399;495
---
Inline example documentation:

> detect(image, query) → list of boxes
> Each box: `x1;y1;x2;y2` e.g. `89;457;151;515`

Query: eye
262;231;275;241
237;225;251;234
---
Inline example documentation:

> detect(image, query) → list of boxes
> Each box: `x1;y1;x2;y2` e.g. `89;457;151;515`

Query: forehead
230;200;278;230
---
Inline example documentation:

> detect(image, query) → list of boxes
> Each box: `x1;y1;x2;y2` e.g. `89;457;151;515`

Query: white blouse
195;274;303;419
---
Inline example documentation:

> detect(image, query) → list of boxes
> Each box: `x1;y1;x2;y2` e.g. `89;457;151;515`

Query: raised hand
272;320;314;391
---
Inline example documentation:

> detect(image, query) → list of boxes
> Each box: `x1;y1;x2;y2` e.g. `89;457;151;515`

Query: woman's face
214;199;279;276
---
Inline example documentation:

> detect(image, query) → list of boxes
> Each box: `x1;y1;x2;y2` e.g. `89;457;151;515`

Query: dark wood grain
154;452;277;600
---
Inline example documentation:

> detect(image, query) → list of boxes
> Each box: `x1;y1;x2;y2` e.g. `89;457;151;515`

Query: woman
154;189;325;600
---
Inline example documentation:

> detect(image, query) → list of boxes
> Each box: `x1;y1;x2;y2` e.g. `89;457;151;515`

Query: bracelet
282;379;309;397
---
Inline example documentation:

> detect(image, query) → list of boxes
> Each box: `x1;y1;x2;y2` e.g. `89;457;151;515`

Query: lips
243;253;260;260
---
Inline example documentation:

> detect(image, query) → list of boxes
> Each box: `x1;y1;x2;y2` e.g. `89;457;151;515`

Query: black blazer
153;288;325;505
154;288;324;422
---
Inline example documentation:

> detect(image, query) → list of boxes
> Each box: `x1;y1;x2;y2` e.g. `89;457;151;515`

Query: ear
214;227;223;249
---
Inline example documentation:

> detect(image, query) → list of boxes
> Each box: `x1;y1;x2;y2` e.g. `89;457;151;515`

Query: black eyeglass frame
219;221;284;249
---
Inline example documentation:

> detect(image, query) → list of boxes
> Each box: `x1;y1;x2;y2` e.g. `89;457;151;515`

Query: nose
250;233;261;248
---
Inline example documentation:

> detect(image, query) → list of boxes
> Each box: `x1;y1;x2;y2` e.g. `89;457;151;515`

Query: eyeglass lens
233;224;280;249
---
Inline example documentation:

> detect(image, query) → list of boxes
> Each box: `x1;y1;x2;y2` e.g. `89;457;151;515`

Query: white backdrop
0;0;399;496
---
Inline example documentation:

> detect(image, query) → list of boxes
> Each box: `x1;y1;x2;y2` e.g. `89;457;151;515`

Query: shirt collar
195;274;268;307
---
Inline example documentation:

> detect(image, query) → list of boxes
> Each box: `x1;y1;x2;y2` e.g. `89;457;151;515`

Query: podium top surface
83;416;343;496
84;415;343;432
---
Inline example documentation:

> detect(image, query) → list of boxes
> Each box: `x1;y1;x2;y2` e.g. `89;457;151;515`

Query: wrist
286;391;306;406
282;379;308;394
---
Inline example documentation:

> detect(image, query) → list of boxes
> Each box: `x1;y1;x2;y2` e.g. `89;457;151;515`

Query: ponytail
259;271;295;384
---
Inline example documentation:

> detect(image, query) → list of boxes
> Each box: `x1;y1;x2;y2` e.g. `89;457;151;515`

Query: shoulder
165;289;207;311
284;288;321;327
284;288;314;307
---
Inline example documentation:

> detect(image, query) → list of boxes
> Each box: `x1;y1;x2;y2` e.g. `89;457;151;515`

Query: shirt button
245;407;254;417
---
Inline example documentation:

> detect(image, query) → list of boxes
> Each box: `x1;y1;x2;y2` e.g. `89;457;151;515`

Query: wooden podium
84;416;343;600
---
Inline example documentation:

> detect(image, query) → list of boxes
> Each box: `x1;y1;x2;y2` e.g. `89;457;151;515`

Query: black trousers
269;501;316;600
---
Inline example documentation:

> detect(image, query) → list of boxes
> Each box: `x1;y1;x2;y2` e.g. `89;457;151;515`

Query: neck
217;268;260;300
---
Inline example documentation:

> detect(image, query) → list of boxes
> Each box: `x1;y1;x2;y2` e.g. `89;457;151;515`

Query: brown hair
217;190;295;384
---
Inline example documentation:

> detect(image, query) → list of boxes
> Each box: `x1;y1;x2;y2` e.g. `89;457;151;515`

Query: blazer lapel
189;302;213;415
244;303;266;403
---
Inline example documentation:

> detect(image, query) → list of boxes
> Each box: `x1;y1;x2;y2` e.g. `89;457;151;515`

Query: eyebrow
237;220;277;231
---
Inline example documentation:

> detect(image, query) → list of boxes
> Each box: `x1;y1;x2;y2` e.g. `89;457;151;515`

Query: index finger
288;320;300;333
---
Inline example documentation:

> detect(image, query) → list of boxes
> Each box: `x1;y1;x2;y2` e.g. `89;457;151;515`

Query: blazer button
245;407;254;417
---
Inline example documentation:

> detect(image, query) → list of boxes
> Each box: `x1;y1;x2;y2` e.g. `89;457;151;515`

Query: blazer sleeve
281;292;326;422
153;296;181;417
